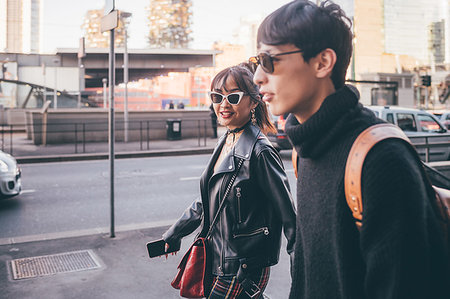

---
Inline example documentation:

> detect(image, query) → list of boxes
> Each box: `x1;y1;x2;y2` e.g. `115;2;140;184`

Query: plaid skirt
208;267;270;299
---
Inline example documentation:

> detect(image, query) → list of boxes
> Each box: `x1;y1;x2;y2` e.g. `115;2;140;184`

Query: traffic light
421;75;431;87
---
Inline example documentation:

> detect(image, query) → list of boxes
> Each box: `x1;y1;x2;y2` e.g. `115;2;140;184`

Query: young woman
163;65;296;299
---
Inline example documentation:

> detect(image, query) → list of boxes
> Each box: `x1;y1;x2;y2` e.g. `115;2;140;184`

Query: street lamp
121;11;132;142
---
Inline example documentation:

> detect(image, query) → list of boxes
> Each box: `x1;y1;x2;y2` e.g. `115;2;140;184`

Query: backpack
292;123;450;247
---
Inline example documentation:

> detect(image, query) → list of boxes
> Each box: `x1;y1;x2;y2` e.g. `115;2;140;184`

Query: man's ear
314;48;337;79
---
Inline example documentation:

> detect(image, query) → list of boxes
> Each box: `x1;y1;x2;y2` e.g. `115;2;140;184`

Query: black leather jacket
163;124;296;276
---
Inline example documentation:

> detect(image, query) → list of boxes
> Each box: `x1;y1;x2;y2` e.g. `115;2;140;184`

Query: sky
42;0;293;53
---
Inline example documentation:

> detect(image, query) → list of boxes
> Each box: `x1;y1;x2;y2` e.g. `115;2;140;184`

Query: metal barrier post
75;124;78;154
140;121;143;150
425;137;429;163
198;120;201;147
146;121;150;150
204;119;207;146
10;125;13;155
83;123;86;153
1;125;4;151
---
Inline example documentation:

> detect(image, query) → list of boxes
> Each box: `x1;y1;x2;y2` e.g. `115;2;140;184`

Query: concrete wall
19;66;79;91
26;109;213;145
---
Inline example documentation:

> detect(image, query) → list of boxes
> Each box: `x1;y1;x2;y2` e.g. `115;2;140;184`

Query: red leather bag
171;237;211;298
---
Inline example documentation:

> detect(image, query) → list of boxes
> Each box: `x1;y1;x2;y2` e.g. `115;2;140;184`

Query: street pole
101;2;118;239
78;37;86;109
53;63;58;109
103;78;108;108
124;25;129;142
78;57;82;108
121;11;132;142
108;28;116;238
42;63;46;103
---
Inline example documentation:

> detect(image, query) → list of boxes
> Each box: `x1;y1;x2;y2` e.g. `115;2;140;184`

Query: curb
16;147;214;164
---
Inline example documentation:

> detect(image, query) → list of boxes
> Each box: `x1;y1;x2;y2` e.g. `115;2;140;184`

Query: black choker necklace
227;126;245;134
227;121;249;141
227;121;250;134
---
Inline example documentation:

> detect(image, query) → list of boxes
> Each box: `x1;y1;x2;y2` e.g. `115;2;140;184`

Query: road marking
179;176;199;181
20;189;35;194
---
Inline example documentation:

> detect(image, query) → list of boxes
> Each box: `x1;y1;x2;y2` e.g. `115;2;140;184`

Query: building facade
0;0;42;53
81;9;128;48
146;0;193;48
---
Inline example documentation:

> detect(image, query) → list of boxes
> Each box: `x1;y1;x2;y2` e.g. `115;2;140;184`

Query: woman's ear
314;48;337;79
250;100;259;110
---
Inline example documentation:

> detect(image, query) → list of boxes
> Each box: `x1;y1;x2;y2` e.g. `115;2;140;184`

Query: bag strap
344;123;410;229
205;158;244;239
291;123;410;229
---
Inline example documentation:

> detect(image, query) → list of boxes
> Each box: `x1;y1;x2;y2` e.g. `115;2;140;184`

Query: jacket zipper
217;174;229;276
236;187;242;223
218;216;225;276
233;227;269;238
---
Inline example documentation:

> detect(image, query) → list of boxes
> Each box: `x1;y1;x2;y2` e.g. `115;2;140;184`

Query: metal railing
0;118;212;156
408;135;450;163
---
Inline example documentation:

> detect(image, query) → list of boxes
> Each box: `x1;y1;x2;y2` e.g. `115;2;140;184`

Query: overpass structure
0;48;220;88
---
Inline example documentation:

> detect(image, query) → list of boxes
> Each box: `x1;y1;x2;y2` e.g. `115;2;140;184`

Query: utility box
166;119;182;140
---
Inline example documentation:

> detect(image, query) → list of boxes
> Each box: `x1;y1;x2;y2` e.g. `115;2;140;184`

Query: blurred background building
146;0;192;48
81;9;127;48
0;0;43;53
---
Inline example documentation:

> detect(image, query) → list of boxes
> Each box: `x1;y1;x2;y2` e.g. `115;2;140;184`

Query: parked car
367;106;450;161
431;110;450;130
268;113;292;151
0;150;21;198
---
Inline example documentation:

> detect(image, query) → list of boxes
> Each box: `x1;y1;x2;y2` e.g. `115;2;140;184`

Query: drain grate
10;250;101;280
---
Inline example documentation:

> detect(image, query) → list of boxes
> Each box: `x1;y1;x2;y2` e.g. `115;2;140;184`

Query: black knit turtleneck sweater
286;86;449;299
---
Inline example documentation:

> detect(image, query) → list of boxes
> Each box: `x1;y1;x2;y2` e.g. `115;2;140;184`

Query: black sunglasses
208;91;245;105
248;50;303;74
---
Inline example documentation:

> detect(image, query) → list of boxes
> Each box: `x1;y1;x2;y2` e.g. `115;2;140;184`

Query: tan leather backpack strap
345;123;410;229
292;148;299;179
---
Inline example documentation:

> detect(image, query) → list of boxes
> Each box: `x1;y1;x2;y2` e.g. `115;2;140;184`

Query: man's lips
260;92;274;102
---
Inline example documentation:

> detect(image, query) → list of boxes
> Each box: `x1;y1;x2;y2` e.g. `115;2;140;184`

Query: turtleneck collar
285;85;360;159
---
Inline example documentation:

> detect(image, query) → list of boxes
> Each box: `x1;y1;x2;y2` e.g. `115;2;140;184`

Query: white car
431;110;450;130
0;150;21;198
367;106;450;162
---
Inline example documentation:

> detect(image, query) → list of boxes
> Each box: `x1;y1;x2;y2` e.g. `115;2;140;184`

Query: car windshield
418;114;446;133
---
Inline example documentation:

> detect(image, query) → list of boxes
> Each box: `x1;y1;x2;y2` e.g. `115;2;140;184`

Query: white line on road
20;189;36;194
179;176;199;181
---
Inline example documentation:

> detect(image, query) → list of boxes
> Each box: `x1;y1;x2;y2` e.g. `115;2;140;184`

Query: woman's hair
210;65;276;134
257;0;353;89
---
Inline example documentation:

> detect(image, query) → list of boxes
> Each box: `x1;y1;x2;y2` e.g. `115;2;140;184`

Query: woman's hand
164;242;177;259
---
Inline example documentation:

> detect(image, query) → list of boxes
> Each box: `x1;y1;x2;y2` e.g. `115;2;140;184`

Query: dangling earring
251;108;257;125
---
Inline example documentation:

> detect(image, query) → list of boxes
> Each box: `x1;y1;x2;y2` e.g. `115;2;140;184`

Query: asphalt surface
0;127;292;299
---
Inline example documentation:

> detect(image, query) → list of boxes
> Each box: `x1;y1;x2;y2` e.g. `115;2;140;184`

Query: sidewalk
0;226;292;299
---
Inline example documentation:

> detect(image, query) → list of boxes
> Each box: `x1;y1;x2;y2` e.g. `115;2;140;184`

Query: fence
0;118;212;156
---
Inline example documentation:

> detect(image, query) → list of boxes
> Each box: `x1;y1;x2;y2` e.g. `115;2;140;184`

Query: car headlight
0;160;9;172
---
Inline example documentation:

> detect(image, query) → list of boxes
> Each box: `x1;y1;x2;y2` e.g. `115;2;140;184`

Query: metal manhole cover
10;250;101;280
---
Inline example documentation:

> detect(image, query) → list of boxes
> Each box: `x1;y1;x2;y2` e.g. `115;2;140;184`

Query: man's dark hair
257;0;353;89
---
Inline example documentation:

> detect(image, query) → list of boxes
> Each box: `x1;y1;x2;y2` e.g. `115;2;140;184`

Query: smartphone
146;239;180;258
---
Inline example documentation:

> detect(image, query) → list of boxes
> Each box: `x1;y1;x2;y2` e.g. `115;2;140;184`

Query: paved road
0;153;296;241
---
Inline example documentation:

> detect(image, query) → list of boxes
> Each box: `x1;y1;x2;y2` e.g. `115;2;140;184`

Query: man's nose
253;65;266;86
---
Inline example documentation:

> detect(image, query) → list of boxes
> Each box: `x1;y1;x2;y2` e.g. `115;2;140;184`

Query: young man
251;1;449;298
